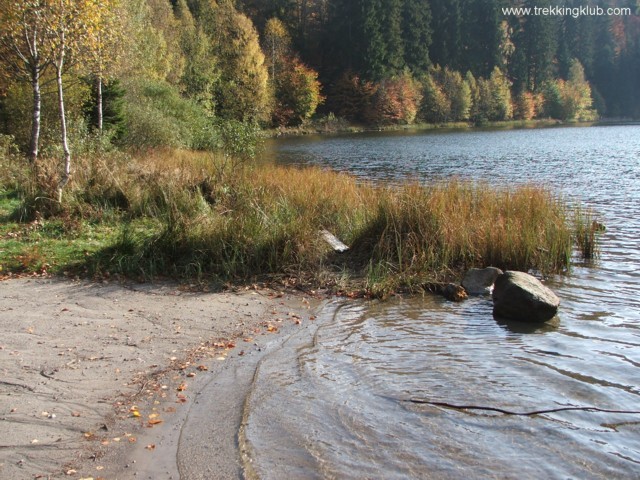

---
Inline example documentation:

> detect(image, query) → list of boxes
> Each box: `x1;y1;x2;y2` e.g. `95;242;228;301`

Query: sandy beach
0;277;319;479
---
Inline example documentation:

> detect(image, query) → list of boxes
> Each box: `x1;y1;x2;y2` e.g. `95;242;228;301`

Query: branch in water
407;399;640;416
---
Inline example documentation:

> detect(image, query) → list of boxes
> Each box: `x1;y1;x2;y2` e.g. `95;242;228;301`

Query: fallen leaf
196;365;208;371
131;411;141;418
65;469;77;475
148;419;163;426
177;383;187;392
187;372;196;378
267;325;278;332
128;437;137;443
71;412;81;417
96;466;104;470
101;440;110;446
145;444;156;450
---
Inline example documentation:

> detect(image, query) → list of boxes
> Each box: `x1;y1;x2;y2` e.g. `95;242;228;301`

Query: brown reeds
4;148;597;293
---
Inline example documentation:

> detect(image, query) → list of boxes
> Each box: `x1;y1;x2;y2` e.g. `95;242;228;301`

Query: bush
120;79;217;150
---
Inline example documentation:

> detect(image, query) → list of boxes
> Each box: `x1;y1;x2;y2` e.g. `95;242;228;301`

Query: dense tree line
0;0;638;176
238;0;639;120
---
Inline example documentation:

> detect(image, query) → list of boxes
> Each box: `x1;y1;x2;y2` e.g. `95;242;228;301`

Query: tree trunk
96;75;103;132
55;44;71;204
29;67;42;164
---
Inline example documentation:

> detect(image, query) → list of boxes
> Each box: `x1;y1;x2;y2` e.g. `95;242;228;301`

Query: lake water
243;126;640;479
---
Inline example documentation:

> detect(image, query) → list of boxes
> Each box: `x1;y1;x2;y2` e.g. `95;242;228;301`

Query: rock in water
443;283;468;302
492;271;560;322
462;267;503;295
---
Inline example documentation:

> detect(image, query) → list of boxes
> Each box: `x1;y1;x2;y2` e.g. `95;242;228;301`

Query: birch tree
82;0;125;133
0;0;57;163
46;0;119;201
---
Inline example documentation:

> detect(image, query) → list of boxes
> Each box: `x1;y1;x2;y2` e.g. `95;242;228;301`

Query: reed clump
4;148;596;294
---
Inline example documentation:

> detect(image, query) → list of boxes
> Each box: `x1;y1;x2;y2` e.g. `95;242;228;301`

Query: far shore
263;117;631;139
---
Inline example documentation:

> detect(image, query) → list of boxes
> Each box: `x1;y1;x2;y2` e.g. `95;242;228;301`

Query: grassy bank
1;148;599;296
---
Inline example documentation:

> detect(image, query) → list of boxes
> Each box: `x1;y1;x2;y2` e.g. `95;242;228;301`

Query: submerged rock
462;267;503;295
492;271;560;322
423;282;468;302
443;283;468;302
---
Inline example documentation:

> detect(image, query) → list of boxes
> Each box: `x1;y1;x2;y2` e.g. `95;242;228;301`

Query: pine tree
461;0;502;78
430;0;463;70
402;0;432;75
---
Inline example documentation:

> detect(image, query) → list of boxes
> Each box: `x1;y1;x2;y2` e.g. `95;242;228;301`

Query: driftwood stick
0;380;36;392
407;399;640;416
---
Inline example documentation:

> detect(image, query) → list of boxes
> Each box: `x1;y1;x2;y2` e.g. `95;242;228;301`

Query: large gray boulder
462;267;503;295
492;271;560;322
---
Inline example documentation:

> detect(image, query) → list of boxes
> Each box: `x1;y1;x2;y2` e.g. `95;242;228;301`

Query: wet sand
0;277;318;479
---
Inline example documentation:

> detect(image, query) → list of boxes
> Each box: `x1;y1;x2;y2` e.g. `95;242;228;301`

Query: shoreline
0;277;321;479
264;118;601;138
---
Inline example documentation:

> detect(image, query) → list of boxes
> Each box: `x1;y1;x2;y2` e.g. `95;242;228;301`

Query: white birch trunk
55;32;71;203
29;67;42;163
97;75;103;132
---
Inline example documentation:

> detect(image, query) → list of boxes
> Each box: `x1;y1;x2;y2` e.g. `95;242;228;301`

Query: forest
1;0;639;160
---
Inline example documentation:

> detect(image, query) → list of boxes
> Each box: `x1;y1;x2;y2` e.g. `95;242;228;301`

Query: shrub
120;79;216;150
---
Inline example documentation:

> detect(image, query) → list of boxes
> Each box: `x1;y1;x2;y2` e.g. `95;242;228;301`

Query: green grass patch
1;191;123;275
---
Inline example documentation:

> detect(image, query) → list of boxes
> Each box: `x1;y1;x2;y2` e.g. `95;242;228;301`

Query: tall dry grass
5;148;595;293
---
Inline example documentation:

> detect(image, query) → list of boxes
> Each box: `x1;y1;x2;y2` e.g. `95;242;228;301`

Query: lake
244;126;640;479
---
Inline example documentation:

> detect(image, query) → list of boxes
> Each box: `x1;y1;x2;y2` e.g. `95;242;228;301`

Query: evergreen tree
430;0;464;70
402;0;432;75
461;0;502;78
361;0;389;80
511;0;559;91
383;0;406;76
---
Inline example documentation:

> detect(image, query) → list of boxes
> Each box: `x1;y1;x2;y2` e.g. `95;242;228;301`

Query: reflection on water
242;126;640;478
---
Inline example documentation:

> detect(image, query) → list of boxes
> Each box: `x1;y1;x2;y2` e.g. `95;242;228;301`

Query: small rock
443;283;468;302
462;267;503;295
